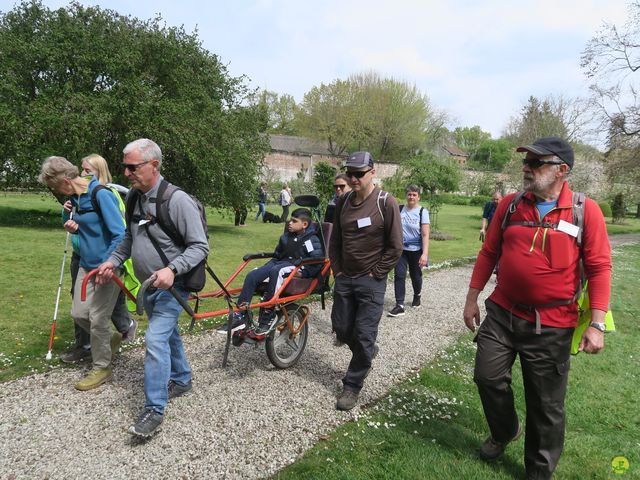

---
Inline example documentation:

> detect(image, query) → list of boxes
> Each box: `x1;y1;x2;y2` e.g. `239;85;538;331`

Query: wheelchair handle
242;252;274;262
135;275;195;318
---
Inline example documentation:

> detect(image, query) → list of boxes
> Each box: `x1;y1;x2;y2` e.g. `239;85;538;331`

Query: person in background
59;154;137;364
39;156;125;391
280;183;292;222
388;185;430;317
480;191;503;242
255;182;267;221
324;173;352;224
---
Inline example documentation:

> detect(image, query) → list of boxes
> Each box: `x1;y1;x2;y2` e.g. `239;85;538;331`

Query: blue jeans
393;249;423;306
255;202;266;220
143;287;192;414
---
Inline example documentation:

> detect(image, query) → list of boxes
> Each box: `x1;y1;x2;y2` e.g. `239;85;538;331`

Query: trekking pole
46;207;75;360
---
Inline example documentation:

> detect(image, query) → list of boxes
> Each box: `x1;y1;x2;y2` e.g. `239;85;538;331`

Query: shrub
612;193;625;223
599;202;612;218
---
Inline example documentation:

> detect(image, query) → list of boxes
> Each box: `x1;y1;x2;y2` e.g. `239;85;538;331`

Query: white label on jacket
357;217;372;228
304;239;314;252
557;219;579;237
138;219;150;226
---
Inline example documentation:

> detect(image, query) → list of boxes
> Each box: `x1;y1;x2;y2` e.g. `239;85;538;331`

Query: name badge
557;219;579;238
138;219;150;226
304;239;314;252
357;217;372;228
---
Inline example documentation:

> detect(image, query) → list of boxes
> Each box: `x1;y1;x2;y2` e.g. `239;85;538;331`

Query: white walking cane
46;207;75;360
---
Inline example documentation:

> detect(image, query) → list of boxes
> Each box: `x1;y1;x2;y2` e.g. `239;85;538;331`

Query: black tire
265;304;308;369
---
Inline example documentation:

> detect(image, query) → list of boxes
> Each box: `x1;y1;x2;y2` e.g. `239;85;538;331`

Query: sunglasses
122;160;150;172
345;169;372;179
522;158;563;169
334;184;347;189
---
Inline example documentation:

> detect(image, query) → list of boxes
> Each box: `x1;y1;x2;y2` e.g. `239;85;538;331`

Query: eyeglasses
122;161;150;172
345;169;372;179
522;158;564;169
334;184;347;190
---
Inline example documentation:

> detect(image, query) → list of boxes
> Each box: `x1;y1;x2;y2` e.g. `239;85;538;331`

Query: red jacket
470;182;611;328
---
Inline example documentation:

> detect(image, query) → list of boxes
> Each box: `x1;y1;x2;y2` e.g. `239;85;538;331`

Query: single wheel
265;303;308;369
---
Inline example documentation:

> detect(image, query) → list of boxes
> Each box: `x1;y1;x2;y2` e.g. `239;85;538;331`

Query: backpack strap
572;191;586;248
377;190;388;223
154;179;183;246
501;191;526;232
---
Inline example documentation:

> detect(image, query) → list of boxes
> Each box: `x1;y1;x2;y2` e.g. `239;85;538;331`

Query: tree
249;90;298;135
452;126;491;160
503;95;589;145
471;138;515;171
312;161;337;209
0;1;269;207
612;192;626;223
295;72;448;162
581;3;640;200
296;79;360;156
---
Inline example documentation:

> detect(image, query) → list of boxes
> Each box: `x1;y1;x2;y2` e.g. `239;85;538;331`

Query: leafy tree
611;192;626;223
503;95;589;145
452;126;491;160
295;72;448;162
296;79;359;156
312;161;337;209
471;138;515;171
402;152;461;195
249;90;298;135
0;1;268;207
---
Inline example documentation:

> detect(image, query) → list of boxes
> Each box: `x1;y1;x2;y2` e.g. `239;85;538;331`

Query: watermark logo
611;456;630;475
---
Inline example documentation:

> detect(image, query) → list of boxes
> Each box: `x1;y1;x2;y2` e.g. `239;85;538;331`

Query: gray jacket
109;176;209;282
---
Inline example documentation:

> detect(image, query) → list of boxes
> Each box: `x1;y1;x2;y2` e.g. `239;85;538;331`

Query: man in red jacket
463;136;611;479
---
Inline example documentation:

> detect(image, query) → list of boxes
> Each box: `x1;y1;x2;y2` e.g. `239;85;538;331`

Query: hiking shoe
122;319;138;343
129;409;163;438
216;311;246;334
168;380;193;400
479;424;523;461
412;295;421;308
387;305;405;317
75;367;112;391
111;332;123;359
60;346;91;364
336;388;360;411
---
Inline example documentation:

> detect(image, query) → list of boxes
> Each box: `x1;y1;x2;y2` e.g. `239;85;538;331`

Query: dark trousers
238;260;293;305
331;275;386;392
281;204;290;222
70;252;130;347
474;300;573;479
393;249;423;306
234;206;247;226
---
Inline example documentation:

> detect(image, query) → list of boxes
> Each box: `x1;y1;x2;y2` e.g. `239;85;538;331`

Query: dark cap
516;136;574;169
345;151;374;169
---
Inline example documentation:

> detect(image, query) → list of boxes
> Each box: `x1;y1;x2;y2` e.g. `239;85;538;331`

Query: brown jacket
330;187;403;279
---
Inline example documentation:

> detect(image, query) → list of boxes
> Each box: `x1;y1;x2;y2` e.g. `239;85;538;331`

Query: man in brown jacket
330;151;403;410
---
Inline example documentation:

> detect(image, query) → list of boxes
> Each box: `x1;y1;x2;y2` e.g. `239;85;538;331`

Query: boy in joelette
219;208;323;338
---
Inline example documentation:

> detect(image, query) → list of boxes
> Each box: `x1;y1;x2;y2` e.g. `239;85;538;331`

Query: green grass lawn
275;243;640;479
1;193;638;382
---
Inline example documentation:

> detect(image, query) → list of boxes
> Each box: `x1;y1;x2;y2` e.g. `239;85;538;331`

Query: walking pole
46;207;75;360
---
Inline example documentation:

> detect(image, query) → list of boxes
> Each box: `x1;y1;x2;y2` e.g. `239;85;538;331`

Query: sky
0;0;632;139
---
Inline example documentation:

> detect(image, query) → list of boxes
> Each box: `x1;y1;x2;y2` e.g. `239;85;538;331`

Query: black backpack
125;179;208;292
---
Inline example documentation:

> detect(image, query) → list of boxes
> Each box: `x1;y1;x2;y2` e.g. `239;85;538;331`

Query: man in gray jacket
97;138;209;437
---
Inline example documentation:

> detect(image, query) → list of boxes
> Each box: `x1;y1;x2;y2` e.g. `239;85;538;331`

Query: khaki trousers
71;267;121;369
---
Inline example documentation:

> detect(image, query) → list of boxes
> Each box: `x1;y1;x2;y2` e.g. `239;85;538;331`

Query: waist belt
511;298;575;334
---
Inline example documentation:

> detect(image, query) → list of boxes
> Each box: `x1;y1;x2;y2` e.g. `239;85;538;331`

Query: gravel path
3;233;637;479
0;264;483;480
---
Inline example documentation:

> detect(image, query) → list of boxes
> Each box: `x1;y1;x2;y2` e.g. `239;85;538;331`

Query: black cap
345;151;374;169
516;136;574;169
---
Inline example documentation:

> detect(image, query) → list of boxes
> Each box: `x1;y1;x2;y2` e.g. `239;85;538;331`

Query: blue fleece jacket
70;176;125;269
